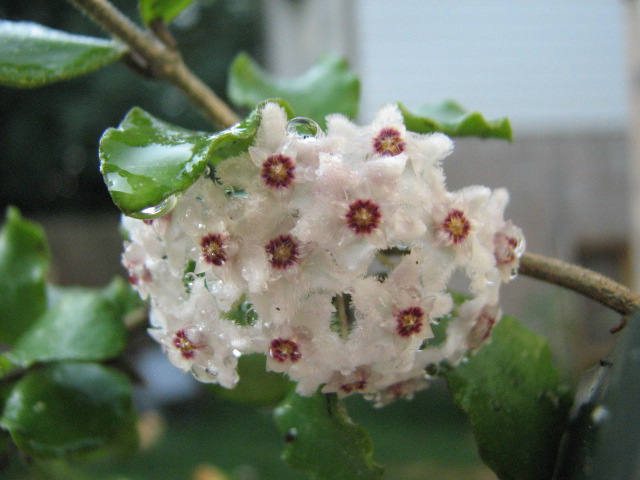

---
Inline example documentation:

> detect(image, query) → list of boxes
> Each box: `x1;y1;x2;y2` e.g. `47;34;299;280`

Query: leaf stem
336;293;351;340
519;251;640;321
66;0;239;128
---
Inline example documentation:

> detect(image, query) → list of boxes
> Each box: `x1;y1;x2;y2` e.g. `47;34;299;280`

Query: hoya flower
431;186;500;295
217;103;323;204
120;101;525;405
322;365;382;398
486;188;526;283
368;375;430;407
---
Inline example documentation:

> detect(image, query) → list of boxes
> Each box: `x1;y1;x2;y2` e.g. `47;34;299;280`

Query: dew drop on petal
287;117;323;139
135;194;181;220
191;363;219;383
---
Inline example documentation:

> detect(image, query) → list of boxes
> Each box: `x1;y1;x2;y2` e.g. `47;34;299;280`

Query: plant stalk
66;0;239;128
519;251;640;323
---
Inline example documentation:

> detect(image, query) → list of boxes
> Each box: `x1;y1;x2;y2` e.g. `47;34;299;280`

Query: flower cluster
122;103;524;405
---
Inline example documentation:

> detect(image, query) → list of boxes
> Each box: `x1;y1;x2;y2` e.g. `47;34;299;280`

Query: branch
519;252;640;328
66;0;240;128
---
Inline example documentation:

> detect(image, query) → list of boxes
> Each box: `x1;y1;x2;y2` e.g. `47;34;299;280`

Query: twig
66;0;239;128
519;252;640;328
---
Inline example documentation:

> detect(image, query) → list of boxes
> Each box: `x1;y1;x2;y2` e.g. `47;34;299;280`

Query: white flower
120;101;525;405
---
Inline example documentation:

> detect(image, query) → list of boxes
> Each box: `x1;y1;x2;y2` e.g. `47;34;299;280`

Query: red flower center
494;232;518;265
265;234;300;270
441;209;471;244
269;338;302;363
340;379;368;394
173;330;200;359
345;199;382;235
373;127;406;156
395;306;425;337
468;310;497;349
200;233;227;266
261;154;295;189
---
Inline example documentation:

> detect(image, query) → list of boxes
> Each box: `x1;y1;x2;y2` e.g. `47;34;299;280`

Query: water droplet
232;348;242;358
287;117;323;139
134;194;181;220
591;404;609;424
284;428;298;443
191;363;219;383
510;268;519;280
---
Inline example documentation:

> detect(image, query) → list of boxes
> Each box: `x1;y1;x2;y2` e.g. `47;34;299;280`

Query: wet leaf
228;53;360;128
99;107;212;218
0;20;126;88
400;100;513;141
207;98;294;165
0;207;50;346
274;391;383;480
100;101;293;218
139;0;194;25
7;278;138;367
0;362;138;458
445;316;572;480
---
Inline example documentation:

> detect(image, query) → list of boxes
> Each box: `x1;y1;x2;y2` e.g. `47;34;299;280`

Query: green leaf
208;98;294;165
445;316;572;480
99;107;213;218
7;279;135;367
274;391;383;480
228;53;360;128
0;207;50;346
399;100;513;141
100;101;293;217
211;354;293;407
0;362;138;458
0;20;126;88
139;0;194;25
222;295;258;327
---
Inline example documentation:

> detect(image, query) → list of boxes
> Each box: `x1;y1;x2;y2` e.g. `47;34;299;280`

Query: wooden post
625;0;640;290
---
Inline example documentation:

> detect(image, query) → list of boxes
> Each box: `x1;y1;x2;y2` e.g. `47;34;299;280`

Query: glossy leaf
0;207;50;346
399;100;513;141
207;98;294;165
274;391;383;480
99;107;214;218
100;101;293;217
228;53;360;128
139;0;194;25
0;20;126;88
0;362;138;458
7;278;137;367
445;316;572;480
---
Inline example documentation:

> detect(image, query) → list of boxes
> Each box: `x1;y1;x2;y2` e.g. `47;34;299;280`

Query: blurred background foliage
0;0;263;214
